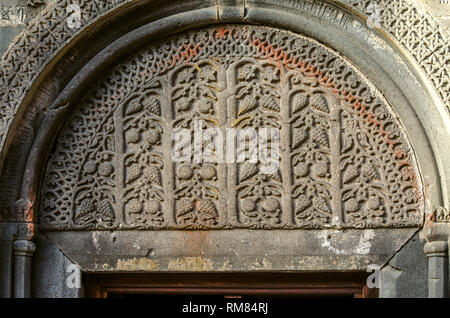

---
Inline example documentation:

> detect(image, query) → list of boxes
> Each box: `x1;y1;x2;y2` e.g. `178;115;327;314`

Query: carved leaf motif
27;0;46;8
126;165;141;184
178;68;195;83
293;93;309;113
292;185;307;198
238;95;258;116
197;199;218;218
312;197;332;216
143;79;161;89
269;171;282;183
199;86;217;100
343;165;359;184
172;87;189;101
311;127;329;148
260;95;279;112
357;132;372;150
261;67;279;82
342;133;354;153
293;127;308;149
201;67;217;82
239;163;259;182
239;65;257;81
310;94;329;113
342;187;358;201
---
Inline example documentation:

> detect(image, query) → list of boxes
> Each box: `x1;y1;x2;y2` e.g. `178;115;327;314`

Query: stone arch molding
0;0;448;226
0;0;447;273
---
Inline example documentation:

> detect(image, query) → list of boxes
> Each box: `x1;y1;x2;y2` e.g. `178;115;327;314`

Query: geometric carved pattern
0;0;448;169
39;25;424;230
344;0;449;106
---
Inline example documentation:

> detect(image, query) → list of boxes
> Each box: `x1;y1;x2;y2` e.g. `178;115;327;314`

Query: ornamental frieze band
40;25;424;230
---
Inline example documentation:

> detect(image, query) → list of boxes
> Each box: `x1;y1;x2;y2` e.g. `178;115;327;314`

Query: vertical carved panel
73;109;116;229
289;72;334;229
230;60;284;228
121;79;165;229
171;62;223;229
340;102;422;228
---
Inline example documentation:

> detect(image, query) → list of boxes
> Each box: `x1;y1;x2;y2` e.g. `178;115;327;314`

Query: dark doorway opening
84;272;378;298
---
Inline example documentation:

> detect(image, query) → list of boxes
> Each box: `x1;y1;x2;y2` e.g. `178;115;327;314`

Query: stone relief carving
435;206;450;222
39;25;424;230
0;0;448;182
171;62;223;229
344;0;449;106
27;0;46;8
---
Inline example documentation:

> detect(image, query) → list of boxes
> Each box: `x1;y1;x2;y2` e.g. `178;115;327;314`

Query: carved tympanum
39;25;423;230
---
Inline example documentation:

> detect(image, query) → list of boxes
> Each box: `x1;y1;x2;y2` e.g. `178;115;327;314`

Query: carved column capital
435;206;450;223
424;241;448;257
421;206;450;243
13;239;36;257
27;0;46;8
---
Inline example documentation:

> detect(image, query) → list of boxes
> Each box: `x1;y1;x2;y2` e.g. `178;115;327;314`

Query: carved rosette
39;25;424;230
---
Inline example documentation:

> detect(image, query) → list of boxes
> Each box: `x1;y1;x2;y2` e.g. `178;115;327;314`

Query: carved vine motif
233;60;284;228
39;25;423;230
171;62;221;229
290;72;333;229
435;206;450;223
0;3;447;225
122;85;165;228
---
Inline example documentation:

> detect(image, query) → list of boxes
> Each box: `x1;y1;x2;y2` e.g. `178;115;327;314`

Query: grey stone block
380;233;427;298
31;232;82;298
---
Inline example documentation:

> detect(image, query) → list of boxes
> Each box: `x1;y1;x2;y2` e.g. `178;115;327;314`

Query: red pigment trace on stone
165;42;203;68
249;38;421;198
216;28;230;39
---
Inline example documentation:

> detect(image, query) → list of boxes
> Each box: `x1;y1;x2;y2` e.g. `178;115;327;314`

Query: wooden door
84;272;377;298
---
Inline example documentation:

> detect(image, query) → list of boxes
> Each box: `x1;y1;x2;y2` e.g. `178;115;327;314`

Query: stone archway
40;24;424;231
35;23;426;275
0;0;448;298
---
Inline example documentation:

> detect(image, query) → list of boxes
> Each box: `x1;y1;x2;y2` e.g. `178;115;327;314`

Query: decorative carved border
342;0;449;107
38;24;424;231
0;0;448;176
0;0;130;156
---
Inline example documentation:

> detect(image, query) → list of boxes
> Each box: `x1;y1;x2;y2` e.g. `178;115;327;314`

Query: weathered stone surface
31;232;82;298
0;0;46;55
0;1;448;210
0;0;448;298
0;223;17;297
46;228;417;272
380;233;427;298
39;25;424;231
